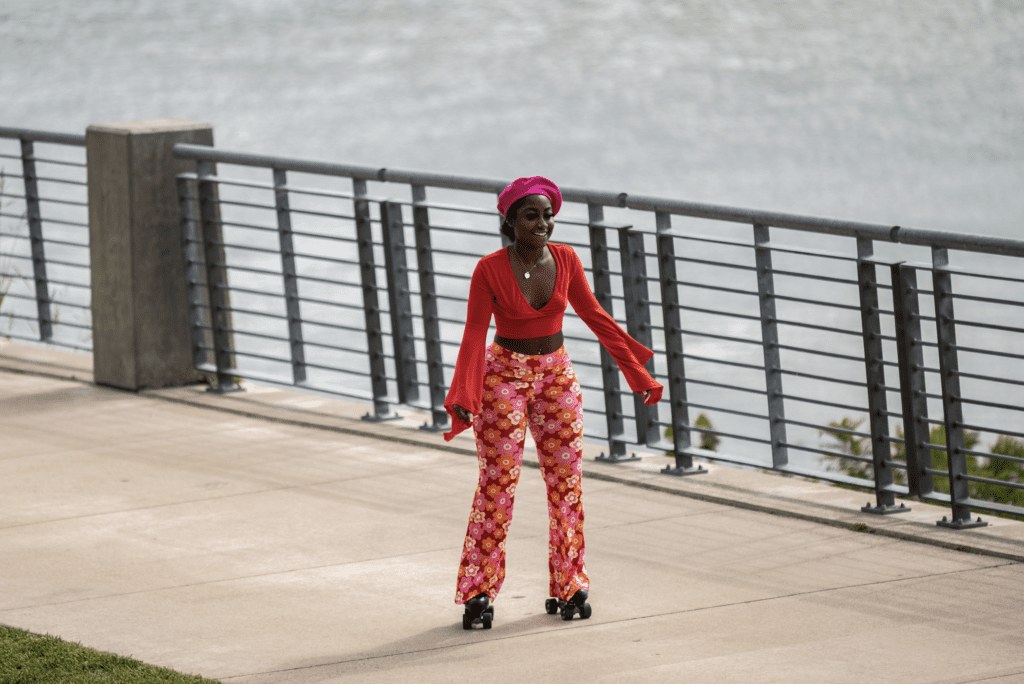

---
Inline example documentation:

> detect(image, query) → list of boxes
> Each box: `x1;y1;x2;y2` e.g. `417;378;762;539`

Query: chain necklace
511;244;545;279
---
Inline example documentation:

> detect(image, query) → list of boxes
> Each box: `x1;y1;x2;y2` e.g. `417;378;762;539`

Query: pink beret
497;176;562;218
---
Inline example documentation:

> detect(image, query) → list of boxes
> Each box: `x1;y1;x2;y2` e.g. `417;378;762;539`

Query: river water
2;0;1023;467
3;0;1022;234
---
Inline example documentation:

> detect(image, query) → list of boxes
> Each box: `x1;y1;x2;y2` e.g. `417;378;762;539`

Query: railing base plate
206;383;244;394
661;464;708;477
861;502;912;515
937;516;988;529
361;411;402;422
595;452;642;464
419;421;449;433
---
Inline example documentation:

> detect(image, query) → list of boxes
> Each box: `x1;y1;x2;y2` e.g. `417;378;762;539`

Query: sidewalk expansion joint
0;462;463;532
956;670;1024;684
2;546;466;613
144;390;482;460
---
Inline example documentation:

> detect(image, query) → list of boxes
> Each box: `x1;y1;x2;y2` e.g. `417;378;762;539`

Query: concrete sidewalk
2;341;1024;683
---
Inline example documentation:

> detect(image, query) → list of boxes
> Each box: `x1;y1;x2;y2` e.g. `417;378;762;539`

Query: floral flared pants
455;342;589;605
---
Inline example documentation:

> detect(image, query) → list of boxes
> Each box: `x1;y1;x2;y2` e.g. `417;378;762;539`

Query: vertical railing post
20;139;53;342
753;223;788;468
891;263;932;498
932;247;986;529
857;238;908;514
380;200;419;405
618;225;660;447
656;212;705;476
354;180;397;421
411;185;448;431
588;203;632;462
196;159;239;392
176;173;210;374
273;168;307;386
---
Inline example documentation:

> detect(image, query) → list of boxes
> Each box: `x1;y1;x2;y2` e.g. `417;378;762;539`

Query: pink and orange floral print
455;343;589;605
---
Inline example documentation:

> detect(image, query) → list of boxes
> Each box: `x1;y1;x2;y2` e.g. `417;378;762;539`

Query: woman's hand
453;404;472;424
641;387;663;405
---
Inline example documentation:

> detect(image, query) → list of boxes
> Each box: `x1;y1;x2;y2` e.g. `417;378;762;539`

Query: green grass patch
0;625;219;683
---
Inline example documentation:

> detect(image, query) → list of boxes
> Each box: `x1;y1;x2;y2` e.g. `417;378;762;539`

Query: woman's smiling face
511;194;555;247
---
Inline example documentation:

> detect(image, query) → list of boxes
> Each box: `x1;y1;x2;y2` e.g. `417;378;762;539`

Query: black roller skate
462;593;494;630
545;589;591;621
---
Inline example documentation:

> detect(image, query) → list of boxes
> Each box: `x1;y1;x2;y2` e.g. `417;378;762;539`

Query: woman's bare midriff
493;331;564;356
452;331;564;421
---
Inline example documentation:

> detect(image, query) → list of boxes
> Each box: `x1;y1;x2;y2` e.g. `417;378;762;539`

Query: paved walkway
2;340;1024;684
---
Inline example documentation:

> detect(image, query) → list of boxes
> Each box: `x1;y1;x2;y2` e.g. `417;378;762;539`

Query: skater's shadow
267;612;574;682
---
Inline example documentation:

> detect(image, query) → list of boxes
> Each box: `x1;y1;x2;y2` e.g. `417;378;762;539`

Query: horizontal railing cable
0;272;90;290
770;268;859;286
773;344;867;364
770;294;862;312
32;176;87;187
959;424;1024;442
961;446;1024;466
0;126;86;145
670;280;759;298
674;255;757;272
783;418;873;440
778;369;870;388
683;377;769;395
676;400;768;422
674;328;765;347
949;292;1024;308
958;397;1024;413
950;345;1024;361
779;393;869;415
782;443;873;464
679;353;765;372
651;422;774;446
300;319;371;335
951;318;1024;335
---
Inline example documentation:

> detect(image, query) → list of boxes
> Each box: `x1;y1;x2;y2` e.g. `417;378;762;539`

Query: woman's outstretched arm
443;261;495;438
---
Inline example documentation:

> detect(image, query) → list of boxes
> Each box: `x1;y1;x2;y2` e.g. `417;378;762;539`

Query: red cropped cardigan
443;242;663;440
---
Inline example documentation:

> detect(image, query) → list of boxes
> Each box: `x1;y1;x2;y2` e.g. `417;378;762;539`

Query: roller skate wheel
561;606;574;621
545;598;560;615
581;603;592;619
482;612;492;629
462;615;473;630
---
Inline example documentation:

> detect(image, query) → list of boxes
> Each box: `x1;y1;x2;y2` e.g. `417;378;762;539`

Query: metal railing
171;142;1024;528
0;126;92;352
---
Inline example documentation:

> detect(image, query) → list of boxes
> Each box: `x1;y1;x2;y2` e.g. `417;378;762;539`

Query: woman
444;176;662;629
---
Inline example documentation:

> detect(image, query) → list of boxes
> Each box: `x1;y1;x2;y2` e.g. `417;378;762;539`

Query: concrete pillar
87;119;212;390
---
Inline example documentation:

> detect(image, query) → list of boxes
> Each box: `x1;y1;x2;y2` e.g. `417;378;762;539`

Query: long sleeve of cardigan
565;250;663;395
443;260;494;440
